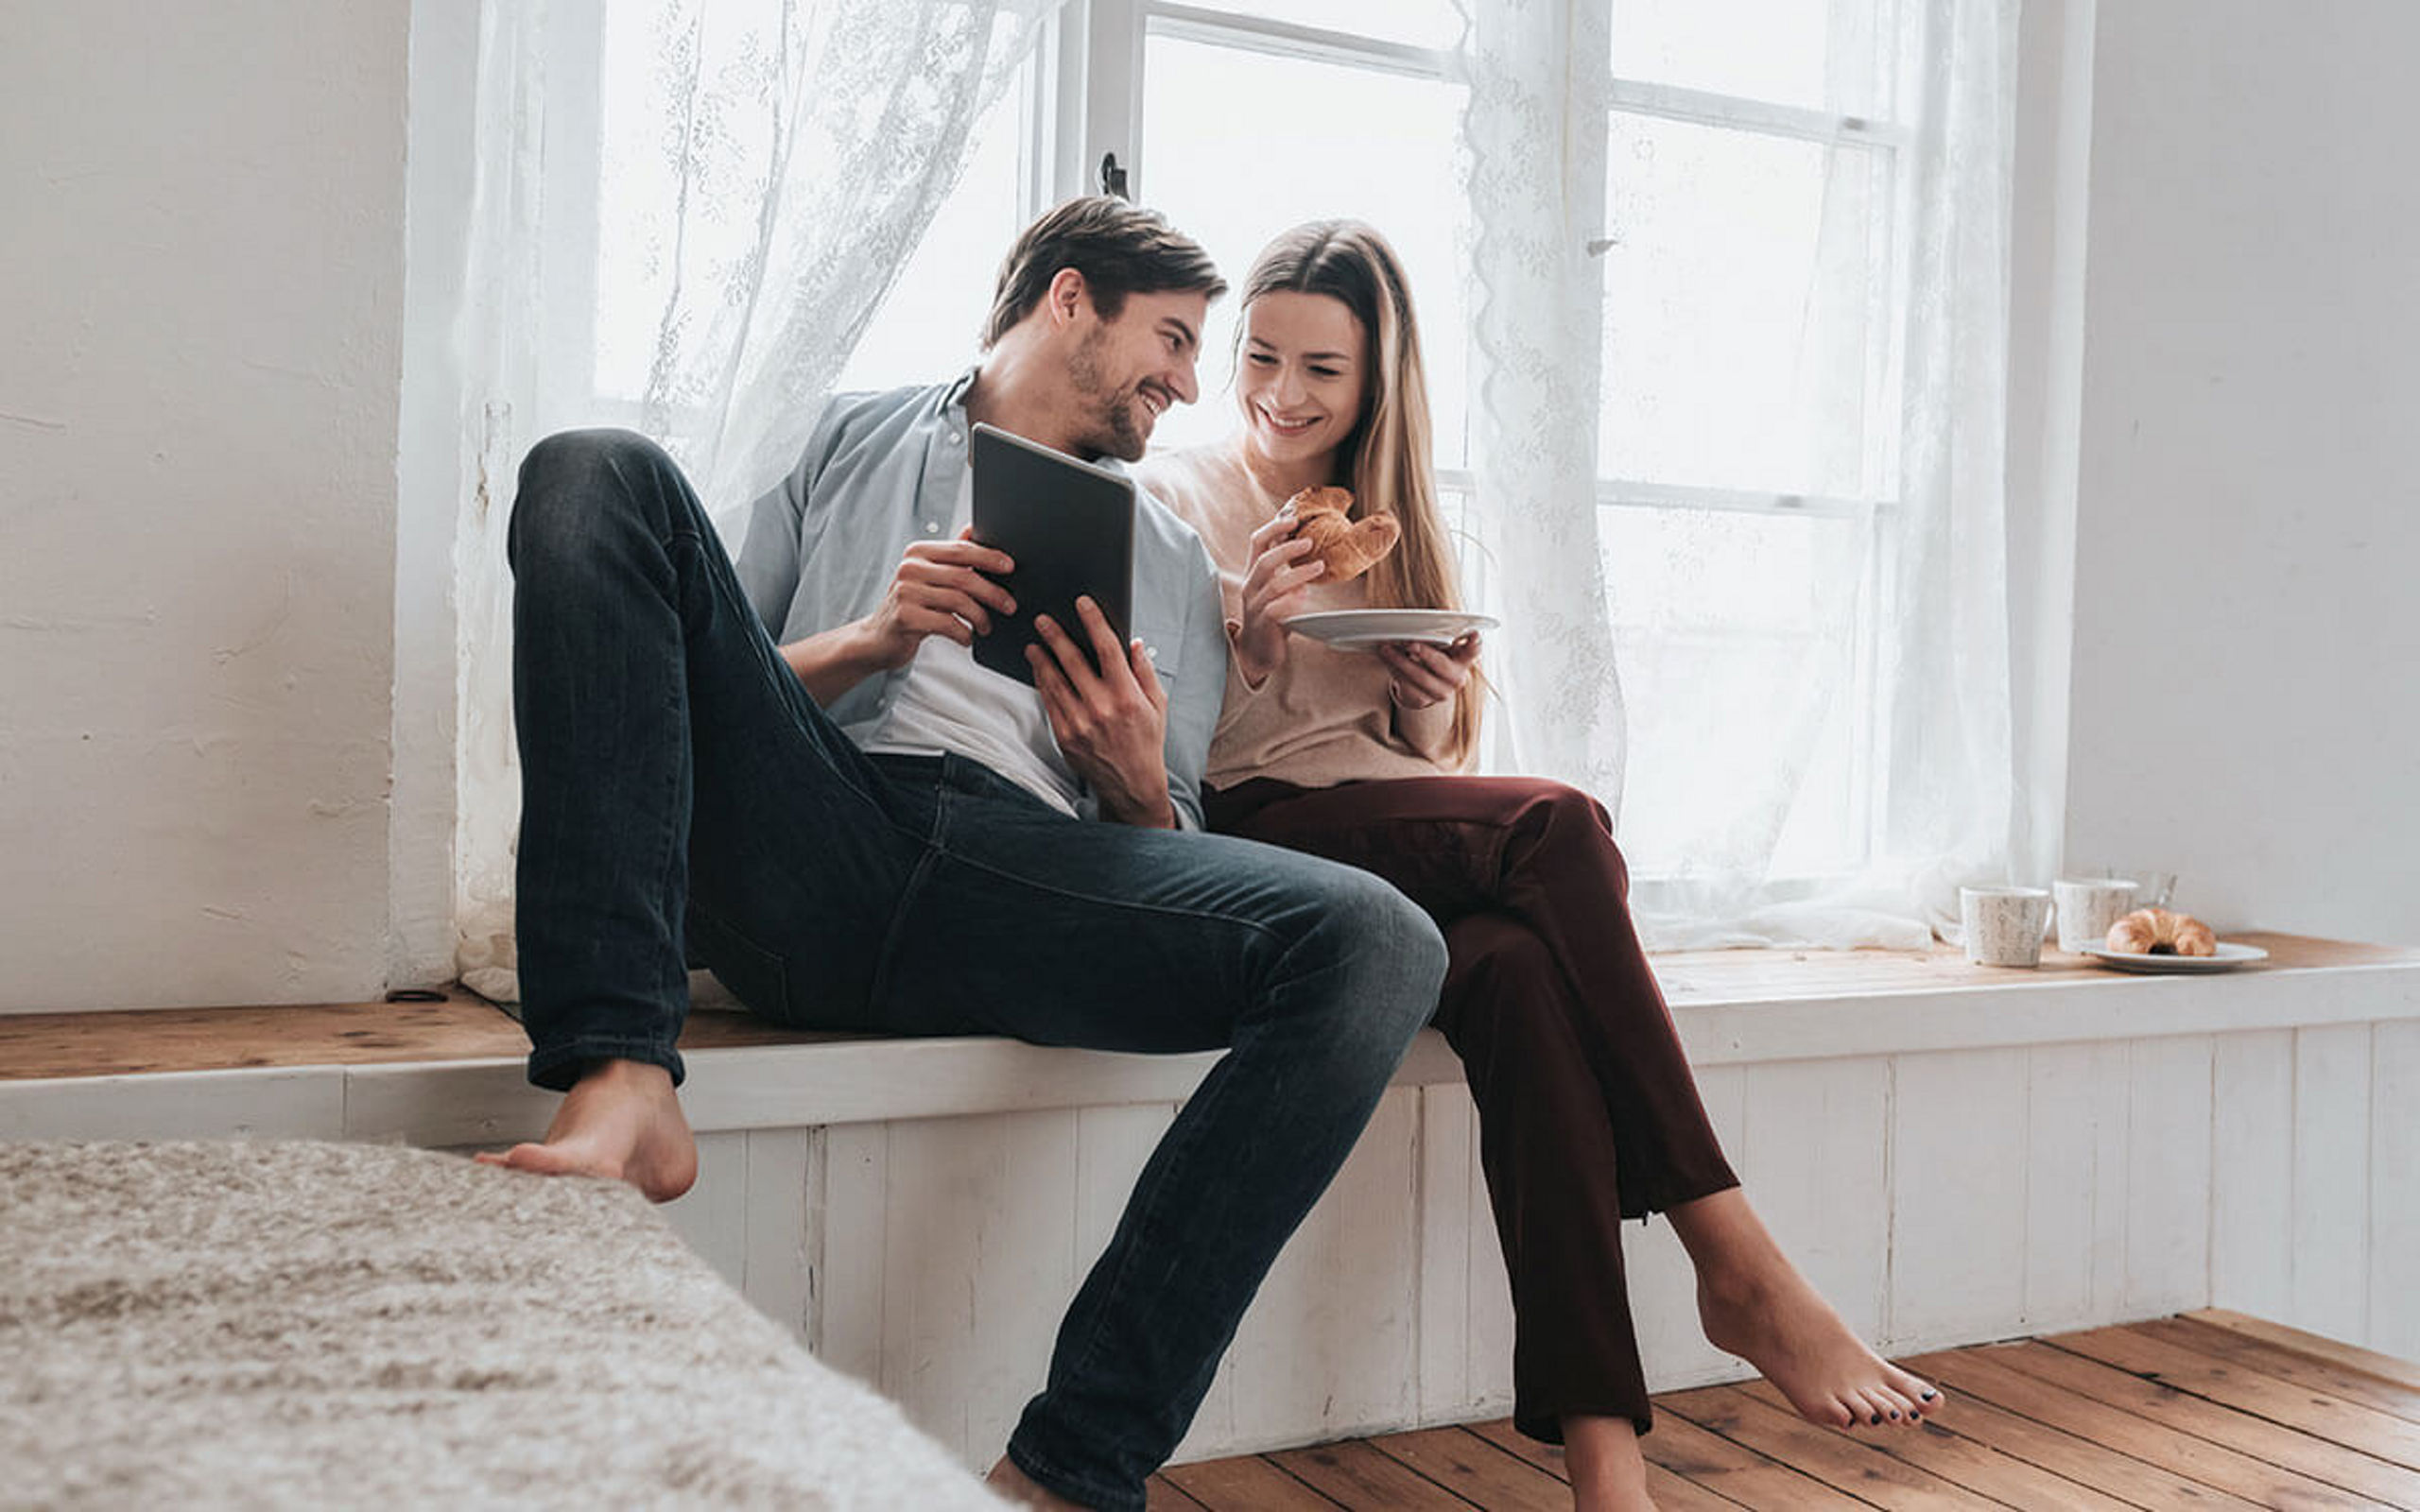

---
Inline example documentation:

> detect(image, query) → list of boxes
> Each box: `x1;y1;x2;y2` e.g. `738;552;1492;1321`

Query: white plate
2083;940;2270;973
1282;610;1498;651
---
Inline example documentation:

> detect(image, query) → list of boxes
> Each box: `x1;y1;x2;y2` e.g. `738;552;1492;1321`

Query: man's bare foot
1669;1191;1941;1432
1564;1415;1659;1512
473;1058;698;1203
983;1456;1092;1510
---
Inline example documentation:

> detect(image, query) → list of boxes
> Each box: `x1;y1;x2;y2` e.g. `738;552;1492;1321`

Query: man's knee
1325;868;1448;1034
510;428;671;567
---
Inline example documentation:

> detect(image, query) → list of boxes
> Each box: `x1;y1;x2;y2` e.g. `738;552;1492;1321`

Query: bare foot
473;1058;698;1203
1695;1264;1941;1431
1668;1191;1941;1432
1564;1416;1659;1512
983;1457;1092;1510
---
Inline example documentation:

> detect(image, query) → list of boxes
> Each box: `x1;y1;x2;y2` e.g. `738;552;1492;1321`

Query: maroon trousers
1206;775;1737;1440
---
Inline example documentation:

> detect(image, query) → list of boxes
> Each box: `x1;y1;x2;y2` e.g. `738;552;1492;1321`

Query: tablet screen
968;422;1136;686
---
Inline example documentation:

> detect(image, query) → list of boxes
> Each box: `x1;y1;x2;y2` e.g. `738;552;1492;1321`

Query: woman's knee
1515;781;1629;892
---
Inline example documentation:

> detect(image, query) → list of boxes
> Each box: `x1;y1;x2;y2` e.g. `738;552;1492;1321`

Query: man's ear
1045;266;1093;329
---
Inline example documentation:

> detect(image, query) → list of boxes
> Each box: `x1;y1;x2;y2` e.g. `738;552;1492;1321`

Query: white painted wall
2062;1;2420;945
0;3;413;1011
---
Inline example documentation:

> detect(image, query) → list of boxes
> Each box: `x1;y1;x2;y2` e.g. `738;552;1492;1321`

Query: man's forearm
780;622;885;707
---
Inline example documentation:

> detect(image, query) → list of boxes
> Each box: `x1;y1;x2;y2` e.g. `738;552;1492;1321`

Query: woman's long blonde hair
1241;221;1482;765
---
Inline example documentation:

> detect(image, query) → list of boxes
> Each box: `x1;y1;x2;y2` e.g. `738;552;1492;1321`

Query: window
1592;0;1911;883
566;0;1922;890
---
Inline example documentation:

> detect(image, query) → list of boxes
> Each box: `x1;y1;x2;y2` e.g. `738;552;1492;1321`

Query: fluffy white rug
0;1140;1005;1510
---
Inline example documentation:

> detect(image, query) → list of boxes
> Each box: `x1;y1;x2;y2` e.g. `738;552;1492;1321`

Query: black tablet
969;422;1136;686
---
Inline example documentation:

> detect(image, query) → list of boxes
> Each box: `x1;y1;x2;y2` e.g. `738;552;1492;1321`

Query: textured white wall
2064;1;2420;944
0;3;413;1010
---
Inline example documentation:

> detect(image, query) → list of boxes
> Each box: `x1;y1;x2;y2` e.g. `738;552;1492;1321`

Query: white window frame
1064;0;1920;883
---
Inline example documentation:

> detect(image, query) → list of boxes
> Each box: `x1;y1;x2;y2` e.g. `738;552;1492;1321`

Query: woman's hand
1028;596;1177;828
1233;509;1325;687
1377;632;1480;710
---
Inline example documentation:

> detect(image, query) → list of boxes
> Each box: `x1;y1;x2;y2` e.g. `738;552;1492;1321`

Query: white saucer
1283;610;1497;651
2082;941;2269;973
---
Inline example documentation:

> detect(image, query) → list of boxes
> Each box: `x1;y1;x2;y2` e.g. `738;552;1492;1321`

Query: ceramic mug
1961;885;2053;968
2054;877;2140;952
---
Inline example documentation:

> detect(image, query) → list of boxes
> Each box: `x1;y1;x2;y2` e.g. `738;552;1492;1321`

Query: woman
1136;222;1941;1511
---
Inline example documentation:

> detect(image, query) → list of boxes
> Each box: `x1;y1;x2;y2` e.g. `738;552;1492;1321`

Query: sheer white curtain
450;0;1065;1001
1455;0;2021;950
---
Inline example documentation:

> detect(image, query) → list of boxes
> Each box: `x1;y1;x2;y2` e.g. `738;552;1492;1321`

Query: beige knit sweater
1136;444;1465;793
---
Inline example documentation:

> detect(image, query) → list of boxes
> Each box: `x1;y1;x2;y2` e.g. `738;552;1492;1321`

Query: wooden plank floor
1150;1310;2420;1510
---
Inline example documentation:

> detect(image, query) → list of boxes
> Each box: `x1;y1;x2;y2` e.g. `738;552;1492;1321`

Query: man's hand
1233;509;1325;688
1028;596;1176;828
784;528;1015;705
858;527;1017;669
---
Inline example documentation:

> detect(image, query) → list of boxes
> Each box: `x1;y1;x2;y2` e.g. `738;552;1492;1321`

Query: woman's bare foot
474;1058;699;1203
984;1456;1092;1510
1564;1415;1659;1511
1668;1191;1941;1432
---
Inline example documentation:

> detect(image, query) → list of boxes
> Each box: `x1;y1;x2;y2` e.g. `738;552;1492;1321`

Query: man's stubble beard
1066;326;1149;462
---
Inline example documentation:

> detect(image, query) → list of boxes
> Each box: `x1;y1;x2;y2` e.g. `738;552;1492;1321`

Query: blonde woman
1136;221;1940;1512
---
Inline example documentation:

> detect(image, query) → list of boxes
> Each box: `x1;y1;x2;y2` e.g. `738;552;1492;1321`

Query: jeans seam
935;844;1293;943
665;524;890;822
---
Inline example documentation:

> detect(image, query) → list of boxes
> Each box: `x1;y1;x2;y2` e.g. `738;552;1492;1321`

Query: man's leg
489;429;918;1191
781;765;1449;1512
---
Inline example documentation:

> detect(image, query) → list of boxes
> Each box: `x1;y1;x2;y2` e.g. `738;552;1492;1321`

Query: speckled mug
2054;877;2140;953
1961;885;2053;967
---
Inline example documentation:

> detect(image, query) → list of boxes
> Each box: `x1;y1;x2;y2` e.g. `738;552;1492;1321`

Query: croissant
2104;906;2218;956
1285;487;1400;584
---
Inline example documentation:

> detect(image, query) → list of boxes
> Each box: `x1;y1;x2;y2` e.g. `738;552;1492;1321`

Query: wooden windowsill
3;932;2414;1147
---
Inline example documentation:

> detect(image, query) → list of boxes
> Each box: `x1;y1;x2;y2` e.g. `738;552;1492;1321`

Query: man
481;197;1447;1512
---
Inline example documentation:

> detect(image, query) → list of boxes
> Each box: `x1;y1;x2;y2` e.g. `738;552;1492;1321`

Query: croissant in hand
2104;907;2218;956
1285;487;1400;584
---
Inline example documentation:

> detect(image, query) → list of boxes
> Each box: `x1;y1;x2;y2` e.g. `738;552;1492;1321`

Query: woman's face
1236;290;1368;474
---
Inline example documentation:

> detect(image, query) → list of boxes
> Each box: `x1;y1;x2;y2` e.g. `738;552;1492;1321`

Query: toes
1893;1371;1945;1415
1869;1383;1920;1424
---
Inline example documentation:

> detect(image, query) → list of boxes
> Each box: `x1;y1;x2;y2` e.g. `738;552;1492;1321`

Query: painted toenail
1921;1389;1937;1400
1869;1414;1881;1424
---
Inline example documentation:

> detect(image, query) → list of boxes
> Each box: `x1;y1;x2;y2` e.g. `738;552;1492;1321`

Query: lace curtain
452;0;1065;1000
1453;0;2021;950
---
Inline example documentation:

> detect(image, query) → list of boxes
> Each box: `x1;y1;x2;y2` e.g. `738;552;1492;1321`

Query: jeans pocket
686;905;794;1023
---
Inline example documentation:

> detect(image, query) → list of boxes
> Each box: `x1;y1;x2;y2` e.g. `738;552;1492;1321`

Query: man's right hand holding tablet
781;526;1015;702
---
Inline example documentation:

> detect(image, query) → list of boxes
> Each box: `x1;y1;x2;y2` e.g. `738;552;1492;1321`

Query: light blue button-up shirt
733;371;1228;829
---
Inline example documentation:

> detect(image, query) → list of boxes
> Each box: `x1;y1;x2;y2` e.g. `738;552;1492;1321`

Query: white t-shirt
860;470;1082;815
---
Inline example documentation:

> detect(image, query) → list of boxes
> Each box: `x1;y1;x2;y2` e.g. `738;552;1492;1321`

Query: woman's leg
1432;913;1653;1450
1211;776;1941;1432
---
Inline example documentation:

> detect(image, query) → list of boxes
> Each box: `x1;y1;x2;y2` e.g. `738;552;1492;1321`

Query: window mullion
1081;0;1145;199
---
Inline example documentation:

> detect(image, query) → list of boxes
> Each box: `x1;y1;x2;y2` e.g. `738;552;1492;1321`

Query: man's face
1063;289;1209;461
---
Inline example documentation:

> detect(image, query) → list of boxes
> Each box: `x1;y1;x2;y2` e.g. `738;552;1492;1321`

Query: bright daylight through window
579;0;1918;897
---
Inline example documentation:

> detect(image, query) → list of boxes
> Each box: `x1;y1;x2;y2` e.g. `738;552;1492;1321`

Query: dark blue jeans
507;430;1447;1511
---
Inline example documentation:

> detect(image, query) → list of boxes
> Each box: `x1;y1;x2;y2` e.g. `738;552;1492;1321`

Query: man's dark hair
981;197;1225;348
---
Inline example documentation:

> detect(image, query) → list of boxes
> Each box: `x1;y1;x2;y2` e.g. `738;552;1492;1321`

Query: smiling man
485;197;1447;1512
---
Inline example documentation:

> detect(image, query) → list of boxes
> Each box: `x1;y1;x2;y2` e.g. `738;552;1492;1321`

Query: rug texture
0;1140;1004;1510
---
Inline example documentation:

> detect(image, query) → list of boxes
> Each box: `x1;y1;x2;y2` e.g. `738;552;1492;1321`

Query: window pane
1137;33;1471;468
1599;113;1886;499
835;73;1028;393
1184;0;1461;53
1600;505;1866;877
591;11;1028;402
1611;0;1895;117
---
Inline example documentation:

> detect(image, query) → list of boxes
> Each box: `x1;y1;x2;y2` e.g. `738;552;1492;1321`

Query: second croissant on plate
2105;906;2217;956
